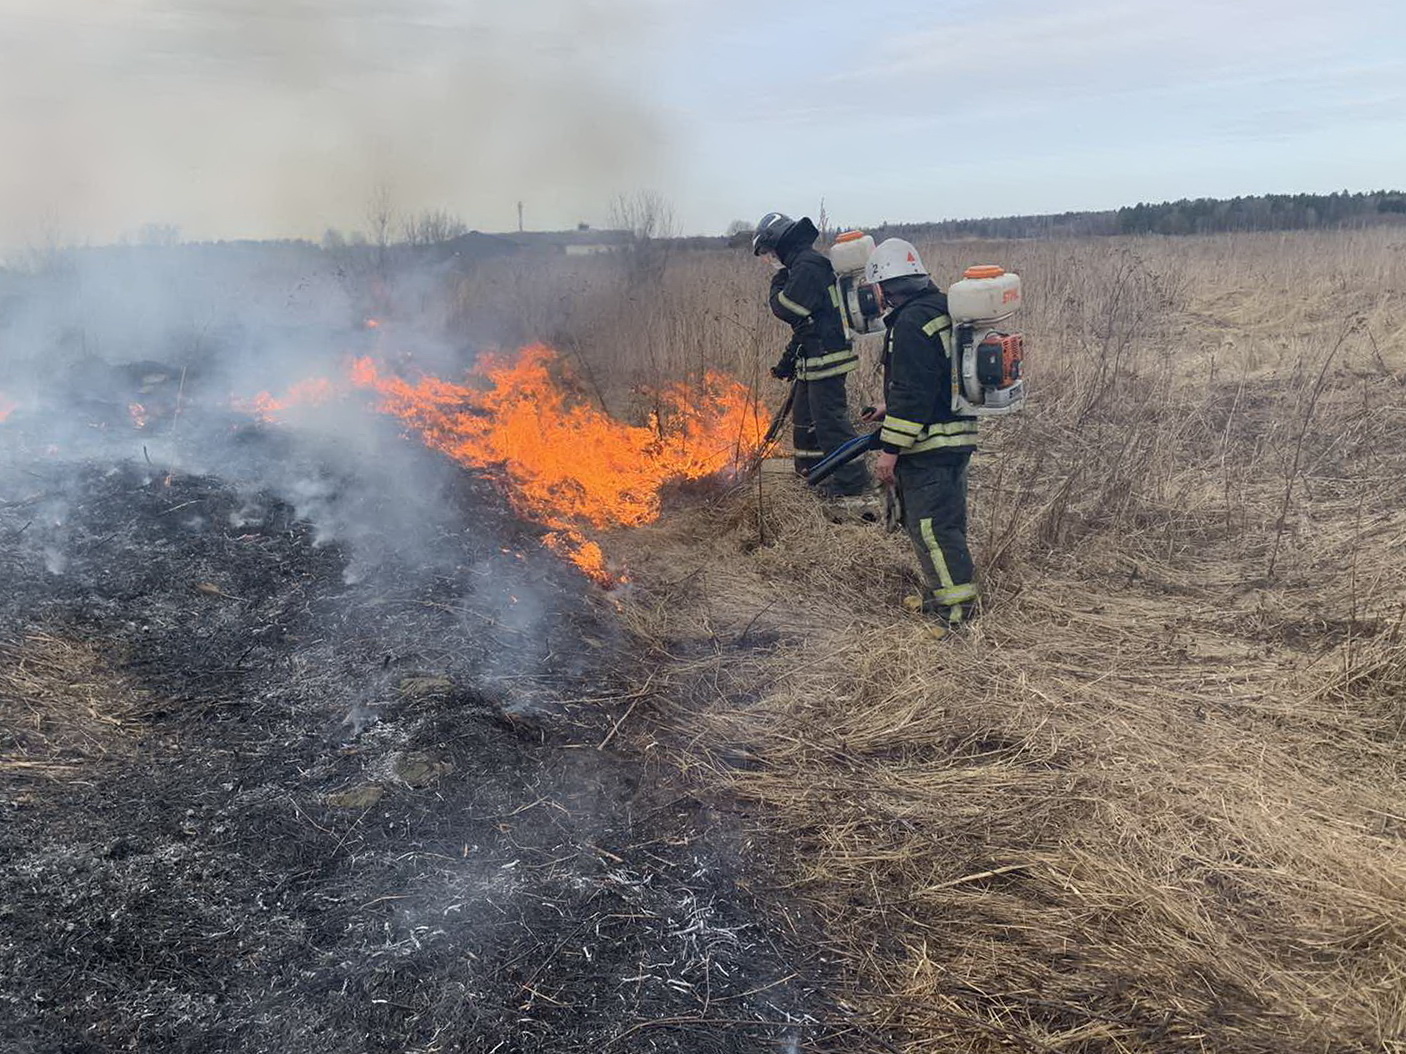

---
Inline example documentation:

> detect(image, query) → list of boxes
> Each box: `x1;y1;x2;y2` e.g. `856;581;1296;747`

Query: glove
770;355;796;381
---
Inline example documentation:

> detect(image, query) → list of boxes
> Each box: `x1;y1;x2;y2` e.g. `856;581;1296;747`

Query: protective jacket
769;220;857;381
879;283;977;462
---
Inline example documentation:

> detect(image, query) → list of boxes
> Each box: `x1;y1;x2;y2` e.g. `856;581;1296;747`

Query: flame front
0;391;15;423
351;344;765;582
229;345;765;583
234;377;337;422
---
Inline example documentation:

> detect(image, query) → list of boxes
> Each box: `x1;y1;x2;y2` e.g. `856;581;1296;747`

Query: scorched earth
0;376;833;1053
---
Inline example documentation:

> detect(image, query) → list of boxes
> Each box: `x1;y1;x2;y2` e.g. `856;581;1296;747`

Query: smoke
0;0;670;246
0;0;656;681
0;238;576;689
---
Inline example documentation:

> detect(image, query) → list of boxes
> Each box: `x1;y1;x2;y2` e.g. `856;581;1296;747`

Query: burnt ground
0;429;843;1053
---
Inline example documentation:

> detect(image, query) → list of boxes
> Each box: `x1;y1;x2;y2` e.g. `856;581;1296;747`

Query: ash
0;443;831;1052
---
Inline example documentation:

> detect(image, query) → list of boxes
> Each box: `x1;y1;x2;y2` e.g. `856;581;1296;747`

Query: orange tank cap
833;230;867;243
963;265;1006;279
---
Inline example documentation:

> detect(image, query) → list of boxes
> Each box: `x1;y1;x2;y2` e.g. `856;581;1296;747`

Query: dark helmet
751;211;796;256
878;273;932;302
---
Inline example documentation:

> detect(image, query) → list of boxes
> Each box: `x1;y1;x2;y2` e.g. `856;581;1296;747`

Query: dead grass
556;228;1406;1051
0;633;146;781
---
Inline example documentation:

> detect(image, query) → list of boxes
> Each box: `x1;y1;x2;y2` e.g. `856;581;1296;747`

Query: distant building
498;229;633;256
433;231;522;266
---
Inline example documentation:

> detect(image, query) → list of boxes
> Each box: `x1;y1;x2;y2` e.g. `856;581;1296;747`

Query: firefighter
752;212;870;496
862;238;979;631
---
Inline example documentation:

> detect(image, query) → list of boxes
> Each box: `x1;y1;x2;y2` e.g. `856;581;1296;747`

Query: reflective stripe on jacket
770;242;855;379
797;347;858;380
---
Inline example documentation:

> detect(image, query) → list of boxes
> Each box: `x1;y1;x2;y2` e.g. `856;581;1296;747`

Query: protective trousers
792;375;870;496
896;453;978;623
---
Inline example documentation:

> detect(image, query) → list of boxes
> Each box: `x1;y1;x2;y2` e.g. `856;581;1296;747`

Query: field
503;227;1406;1052
3;226;1405;1052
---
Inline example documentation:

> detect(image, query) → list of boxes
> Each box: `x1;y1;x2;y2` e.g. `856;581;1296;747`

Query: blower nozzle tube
804;431;881;486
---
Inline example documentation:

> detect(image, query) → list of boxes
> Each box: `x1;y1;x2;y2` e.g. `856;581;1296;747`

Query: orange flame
129;403;148;429
233;377;338;422
350;344;765;582
0;391;15;423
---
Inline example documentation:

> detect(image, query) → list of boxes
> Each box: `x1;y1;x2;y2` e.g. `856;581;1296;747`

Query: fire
226;346;765;583
234;377;337;422
0;391;15;423
129;403;148;429
350;344;765;582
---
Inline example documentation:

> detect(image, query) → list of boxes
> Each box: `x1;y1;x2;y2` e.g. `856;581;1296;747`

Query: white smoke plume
0;0;657;672
0;238;546;610
0;0;670;246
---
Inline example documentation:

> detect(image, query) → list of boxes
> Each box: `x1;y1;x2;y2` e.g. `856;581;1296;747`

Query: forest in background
868;189;1406;241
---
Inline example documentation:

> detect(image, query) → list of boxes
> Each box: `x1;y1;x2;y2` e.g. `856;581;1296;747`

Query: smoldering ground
0;1;834;1046
0;243;484;582
0;244;837;1051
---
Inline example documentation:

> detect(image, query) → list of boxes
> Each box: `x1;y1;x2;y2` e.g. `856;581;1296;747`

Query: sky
0;0;1403;246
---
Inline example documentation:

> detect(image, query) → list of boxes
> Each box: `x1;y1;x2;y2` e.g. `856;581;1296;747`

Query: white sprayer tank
828;231;885;337
947;265;1022;323
828;230;875;276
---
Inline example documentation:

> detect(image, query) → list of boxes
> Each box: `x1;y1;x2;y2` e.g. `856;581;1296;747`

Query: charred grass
506;229;1406;1052
0;454;835;1053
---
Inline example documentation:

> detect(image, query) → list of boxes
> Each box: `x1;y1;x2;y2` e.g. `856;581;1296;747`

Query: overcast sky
1;0;1403;245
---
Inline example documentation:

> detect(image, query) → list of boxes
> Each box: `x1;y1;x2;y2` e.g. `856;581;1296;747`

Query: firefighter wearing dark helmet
862;238;979;632
753;212;870;496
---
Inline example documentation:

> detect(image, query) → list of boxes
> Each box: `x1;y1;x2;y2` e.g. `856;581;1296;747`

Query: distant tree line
863;190;1406;241
1116;191;1406;235
871;209;1121;241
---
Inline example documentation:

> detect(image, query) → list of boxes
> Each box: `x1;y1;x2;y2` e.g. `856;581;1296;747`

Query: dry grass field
463;228;1406;1052
5;226;1401;1052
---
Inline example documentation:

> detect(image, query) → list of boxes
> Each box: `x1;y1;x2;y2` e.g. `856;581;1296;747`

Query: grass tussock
0;634;144;781
547;228;1406;1052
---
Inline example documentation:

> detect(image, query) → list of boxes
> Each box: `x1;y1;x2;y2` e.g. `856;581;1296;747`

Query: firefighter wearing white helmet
861;238;980;631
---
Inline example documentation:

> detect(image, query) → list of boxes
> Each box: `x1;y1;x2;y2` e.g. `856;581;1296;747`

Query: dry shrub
450;246;777;417
587;229;1406;1051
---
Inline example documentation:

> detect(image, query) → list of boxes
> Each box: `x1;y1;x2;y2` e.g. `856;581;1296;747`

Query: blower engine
827;232;1026;417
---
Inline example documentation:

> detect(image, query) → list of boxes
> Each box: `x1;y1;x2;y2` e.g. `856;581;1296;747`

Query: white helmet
865;238;927;285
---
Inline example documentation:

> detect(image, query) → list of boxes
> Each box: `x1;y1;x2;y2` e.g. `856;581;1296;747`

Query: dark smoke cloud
0;0;670;246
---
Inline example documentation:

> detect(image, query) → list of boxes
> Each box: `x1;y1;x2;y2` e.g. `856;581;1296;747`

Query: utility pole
517;201;524;233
